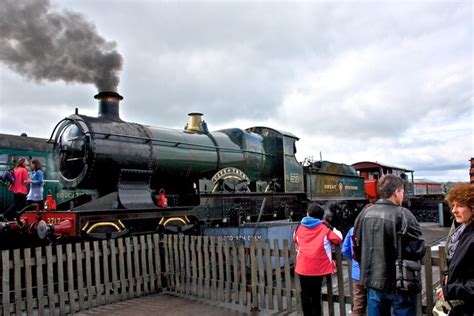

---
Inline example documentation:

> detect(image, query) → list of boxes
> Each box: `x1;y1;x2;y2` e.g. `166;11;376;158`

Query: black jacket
442;223;474;315
354;199;425;292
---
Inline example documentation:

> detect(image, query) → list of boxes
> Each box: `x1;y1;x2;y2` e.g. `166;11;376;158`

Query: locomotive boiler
53;91;304;202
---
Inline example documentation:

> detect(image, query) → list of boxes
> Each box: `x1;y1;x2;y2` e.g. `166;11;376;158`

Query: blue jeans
367;288;417;316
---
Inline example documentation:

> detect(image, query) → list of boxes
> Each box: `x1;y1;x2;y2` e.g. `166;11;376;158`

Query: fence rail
0;234;446;315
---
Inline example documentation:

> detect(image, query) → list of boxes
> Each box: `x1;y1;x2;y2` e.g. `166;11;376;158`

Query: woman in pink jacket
4;158;31;220
294;203;343;316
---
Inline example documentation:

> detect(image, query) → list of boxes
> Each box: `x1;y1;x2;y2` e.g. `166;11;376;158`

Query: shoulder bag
395;208;422;294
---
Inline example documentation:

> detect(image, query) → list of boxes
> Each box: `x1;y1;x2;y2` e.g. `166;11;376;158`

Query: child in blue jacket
342;227;367;316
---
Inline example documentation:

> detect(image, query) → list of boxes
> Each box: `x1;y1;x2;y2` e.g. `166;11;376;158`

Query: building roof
414;178;441;184
351;161;414;173
0;133;51;152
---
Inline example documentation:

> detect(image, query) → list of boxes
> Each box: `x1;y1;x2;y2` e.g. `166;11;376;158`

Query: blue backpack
0;169;15;186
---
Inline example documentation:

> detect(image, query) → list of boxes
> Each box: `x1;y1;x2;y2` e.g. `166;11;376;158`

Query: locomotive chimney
185;112;208;133
94;91;123;121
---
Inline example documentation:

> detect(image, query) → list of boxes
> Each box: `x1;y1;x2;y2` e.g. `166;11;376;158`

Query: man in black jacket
353;174;425;316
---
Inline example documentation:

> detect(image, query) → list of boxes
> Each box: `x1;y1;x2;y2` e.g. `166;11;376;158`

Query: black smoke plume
0;0;123;91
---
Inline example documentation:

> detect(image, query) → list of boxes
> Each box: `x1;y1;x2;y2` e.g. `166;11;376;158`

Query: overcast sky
0;0;472;182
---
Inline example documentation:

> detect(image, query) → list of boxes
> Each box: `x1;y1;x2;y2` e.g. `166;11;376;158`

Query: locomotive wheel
158;216;197;234
82;220;128;239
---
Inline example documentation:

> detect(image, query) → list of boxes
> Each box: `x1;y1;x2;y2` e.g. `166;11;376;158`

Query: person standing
436;183;473;315
294;203;343;316
342;227;367;316
26;159;45;210
4;158;30;220
353;174;425;316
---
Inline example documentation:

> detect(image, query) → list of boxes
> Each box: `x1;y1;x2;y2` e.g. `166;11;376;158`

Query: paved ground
75;292;352;316
419;222;450;251
76;292;250;316
78;223;449;316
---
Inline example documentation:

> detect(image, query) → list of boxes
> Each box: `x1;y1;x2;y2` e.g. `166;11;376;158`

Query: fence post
291;243;302;314
2;250;11;315
203;236;211;300
334;245;346;316
197;236;204;298
273;239;283;312
133;237;141;296
346;257;353;300
224;238;232;303
147;235;156;293
45;246;56;315
153;234;162;291
23;248;33;316
264;240;274;310
172;234;180;293
232;239;240;304
179;235;186;295
14;248;21;315
57;244;66;314
217;237;225;302
66;243;75;313
140;235;149;294
250;238;258;310
93;241;103;305
238;240;247;306
191;236;198;296
282;239;292;311
326;274;335;316
110;239;119;301
210;237;217;300
256;239;266;310
438;246;447;286
75;243;85;311
117;238;127;300
184;235;191;295
84;241;94;309
35;247;45;315
424;246;434;315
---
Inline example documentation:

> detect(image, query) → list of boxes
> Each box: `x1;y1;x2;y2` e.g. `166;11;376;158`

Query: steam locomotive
0;92;367;243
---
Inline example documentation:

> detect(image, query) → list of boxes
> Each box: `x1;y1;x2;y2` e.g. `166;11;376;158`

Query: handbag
432;299;450;316
432;298;464;316
395;209;422;294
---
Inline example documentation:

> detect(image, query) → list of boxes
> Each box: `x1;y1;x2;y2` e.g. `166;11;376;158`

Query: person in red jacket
4;157;31;220
294;203;343;316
